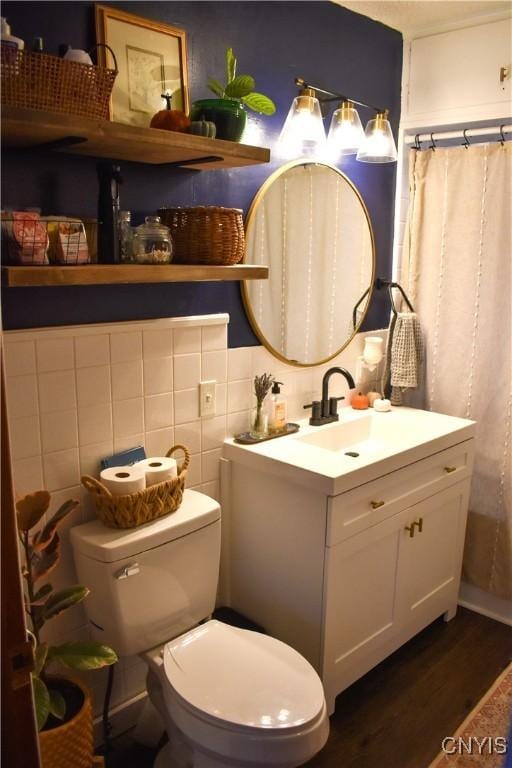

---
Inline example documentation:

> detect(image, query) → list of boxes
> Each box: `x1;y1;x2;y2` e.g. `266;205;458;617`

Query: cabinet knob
370;500;385;509
415;517;424;533
405;523;415;538
500;66;509;83
444;466;457;474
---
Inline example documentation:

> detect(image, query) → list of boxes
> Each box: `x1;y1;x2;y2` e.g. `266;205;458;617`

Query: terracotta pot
38;676;94;768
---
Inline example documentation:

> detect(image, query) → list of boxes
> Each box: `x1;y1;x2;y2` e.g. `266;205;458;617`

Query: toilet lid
162;620;325;730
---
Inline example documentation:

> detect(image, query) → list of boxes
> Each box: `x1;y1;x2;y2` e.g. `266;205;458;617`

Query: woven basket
159;206;245;265
81;445;190;529
1;45;117;121
38;676;93;768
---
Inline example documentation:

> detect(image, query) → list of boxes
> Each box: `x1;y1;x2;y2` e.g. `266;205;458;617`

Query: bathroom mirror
242;160;375;366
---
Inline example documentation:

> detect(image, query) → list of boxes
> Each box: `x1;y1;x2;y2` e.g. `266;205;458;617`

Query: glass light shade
356;112;398;163
327;101;364;156
277;90;326;158
362;336;384;369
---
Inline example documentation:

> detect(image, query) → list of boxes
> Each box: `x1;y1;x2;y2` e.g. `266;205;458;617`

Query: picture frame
95;4;189;127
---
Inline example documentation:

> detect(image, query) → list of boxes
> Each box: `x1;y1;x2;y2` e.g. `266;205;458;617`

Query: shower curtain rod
405;123;511;145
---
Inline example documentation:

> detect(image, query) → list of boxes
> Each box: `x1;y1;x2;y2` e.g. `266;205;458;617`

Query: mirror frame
242;160;376;368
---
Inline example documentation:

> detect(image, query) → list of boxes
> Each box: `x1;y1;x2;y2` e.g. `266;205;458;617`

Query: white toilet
70;490;329;767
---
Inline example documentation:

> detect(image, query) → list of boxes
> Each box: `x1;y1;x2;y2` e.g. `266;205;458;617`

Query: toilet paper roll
100;465;146;495
137;457;178;487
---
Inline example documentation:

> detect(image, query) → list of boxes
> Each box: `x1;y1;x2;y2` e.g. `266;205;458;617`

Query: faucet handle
304;400;322;419
329;396;344;416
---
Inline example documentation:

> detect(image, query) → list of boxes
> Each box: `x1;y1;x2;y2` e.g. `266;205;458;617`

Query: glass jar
118;210;133;263
132;216;172;264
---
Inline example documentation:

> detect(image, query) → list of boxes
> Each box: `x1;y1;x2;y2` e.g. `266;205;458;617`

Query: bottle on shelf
1;17;24;53
118;211;133;263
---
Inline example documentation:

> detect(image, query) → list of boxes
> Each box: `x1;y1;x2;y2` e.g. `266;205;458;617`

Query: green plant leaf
16;491;50;532
47;642;118;671
226;47;236;83
242;92;276;115
33;499;79;552
30;583;53;607
32;675;50;731
48;689;66;721
43;586;89;621
207;77;225;98
34;642;48;676
31;532;60;583
225;75;255;99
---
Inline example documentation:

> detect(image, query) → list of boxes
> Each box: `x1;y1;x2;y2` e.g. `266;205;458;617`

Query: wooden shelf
1;107;271;169
1;263;269;287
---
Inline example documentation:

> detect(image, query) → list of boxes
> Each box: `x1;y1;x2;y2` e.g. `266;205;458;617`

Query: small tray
234;423;300;445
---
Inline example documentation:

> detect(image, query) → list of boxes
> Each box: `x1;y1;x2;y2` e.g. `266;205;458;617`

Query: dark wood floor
104;607;512;768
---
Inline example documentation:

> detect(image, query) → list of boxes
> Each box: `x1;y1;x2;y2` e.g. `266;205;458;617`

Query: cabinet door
397;480;470;634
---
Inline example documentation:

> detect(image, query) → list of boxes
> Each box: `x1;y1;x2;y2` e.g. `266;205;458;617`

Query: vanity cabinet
224;437;474;714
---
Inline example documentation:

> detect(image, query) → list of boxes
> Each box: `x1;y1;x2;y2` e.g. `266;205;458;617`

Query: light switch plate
199;380;216;417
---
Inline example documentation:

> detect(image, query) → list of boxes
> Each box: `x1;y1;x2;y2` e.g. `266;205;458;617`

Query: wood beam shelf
1;107;271;169
1;264;269;287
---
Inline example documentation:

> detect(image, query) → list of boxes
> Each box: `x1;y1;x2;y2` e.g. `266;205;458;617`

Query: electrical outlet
199;380;216;417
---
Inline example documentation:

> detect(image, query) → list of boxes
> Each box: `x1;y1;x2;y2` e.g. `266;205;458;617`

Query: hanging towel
382;312;424;405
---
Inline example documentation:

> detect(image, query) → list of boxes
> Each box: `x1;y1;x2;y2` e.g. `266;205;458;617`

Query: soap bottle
1;17;24;53
269;381;287;433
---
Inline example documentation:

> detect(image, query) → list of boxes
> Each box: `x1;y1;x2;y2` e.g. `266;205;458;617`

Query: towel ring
462;129;471;149
499;124;506;146
429;133;436;151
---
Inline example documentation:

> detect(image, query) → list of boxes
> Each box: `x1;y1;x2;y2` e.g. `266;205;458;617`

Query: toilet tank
70;490;221;657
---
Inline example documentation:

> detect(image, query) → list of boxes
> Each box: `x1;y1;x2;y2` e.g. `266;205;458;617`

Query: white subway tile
227;380;252;413
38;370;77;413
80;486;98;522
79;441;113;477
144;393;173;431
76;366;111;408
111;360;143;401
5;375;39;419
201;448;222;483
173;327;201;354
174;421;201;454
202;350;227;384
143;356;173;395
78;404;113;446
113;398;144;439
227;411;250;437
228;347;252;381
143;328;173;358
201;416;227;452
216;383;227;415
202;325;227;352
201;481;220;502
114;433;144;453
144;427;175;457
174;389;199;424
43;448;80;491
36;338;74;372
174;354;201;391
75;334;109;368
185;454;202;487
4;341;36;376
12;456;44;496
9;415;41;459
110;331;142;363
40;409;78;453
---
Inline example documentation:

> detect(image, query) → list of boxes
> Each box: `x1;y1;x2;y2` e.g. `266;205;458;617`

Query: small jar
133;216;172;264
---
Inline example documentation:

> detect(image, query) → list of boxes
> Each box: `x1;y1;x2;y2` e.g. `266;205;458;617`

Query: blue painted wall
1;1;402;344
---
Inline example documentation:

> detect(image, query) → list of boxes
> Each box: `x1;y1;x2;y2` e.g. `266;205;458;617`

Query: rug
429;663;512;767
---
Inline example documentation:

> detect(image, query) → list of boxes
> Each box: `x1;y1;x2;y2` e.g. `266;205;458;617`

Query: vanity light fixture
279;77;397;163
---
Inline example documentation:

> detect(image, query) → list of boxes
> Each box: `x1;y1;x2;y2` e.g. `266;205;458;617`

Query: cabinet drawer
327;440;474;546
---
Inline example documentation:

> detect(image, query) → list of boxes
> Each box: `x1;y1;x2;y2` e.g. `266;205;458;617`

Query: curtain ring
462;129;470;149
413;133;421;151
499;124;506;146
429;132;436;151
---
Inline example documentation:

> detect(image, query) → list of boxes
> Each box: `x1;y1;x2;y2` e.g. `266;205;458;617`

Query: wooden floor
105;607;512;768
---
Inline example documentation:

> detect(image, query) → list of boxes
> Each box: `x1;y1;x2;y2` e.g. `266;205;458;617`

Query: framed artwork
95;4;189;127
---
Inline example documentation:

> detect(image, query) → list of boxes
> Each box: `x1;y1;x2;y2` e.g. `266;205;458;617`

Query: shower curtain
401;142;512;600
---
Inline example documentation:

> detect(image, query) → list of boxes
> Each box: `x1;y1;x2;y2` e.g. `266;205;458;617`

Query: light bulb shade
356;113;397;163
327;102;364;156
362;336;384;367
278;91;326;158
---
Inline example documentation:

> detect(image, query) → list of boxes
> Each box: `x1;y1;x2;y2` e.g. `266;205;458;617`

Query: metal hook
462;129;470;149
499;124;506;146
413;134;421;151
429;132;436;151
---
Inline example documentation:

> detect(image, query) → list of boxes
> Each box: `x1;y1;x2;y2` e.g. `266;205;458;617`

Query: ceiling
335;1;512;34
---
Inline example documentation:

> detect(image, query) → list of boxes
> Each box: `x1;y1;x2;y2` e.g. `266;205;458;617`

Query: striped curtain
401;142;512;600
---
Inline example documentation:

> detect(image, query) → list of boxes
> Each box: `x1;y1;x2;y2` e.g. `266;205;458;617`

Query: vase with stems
250;372;274;438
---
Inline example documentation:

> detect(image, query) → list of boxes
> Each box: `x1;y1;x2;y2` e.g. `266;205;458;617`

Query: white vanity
222;406;475;714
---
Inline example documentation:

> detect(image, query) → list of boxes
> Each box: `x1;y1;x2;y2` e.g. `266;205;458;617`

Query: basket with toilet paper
81;445;190;529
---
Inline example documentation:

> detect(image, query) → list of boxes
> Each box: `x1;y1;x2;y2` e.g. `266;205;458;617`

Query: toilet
70;490;329;767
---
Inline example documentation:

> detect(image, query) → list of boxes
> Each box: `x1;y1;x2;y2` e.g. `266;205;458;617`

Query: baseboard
93;691;147;747
458;582;512;627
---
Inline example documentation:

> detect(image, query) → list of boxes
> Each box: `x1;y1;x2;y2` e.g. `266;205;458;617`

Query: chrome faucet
304;367;355;426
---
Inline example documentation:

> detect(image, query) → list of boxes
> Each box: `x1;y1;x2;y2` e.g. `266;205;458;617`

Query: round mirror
242;161;375;366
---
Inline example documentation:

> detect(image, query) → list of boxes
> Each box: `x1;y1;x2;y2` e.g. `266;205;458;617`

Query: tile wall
3;313;386;717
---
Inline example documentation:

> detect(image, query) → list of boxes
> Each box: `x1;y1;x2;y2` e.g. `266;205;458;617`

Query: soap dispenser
269;381;287;433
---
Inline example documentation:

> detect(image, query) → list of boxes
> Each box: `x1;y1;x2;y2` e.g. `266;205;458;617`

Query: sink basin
223;406;476;495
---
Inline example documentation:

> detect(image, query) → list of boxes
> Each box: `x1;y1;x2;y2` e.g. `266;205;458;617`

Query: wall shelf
1;107;271;169
1;263;268;287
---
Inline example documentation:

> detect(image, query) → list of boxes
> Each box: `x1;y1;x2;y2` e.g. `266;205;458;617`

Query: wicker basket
81;446;189;529
1;45;117;121
38;676;93;768
159;206;245;265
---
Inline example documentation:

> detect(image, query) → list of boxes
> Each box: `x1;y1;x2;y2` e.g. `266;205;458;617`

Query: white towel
382;312;424;405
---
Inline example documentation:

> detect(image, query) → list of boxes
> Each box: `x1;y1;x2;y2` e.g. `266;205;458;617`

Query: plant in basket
16;490;117;766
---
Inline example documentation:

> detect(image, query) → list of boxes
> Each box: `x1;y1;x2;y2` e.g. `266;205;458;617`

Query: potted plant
190;47;276;141
17;490;117;768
